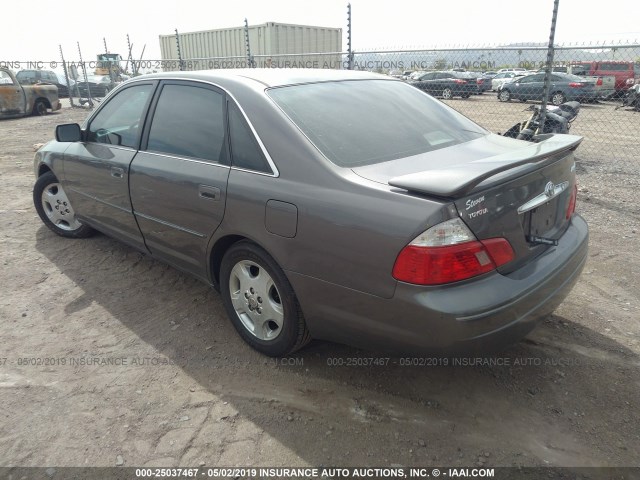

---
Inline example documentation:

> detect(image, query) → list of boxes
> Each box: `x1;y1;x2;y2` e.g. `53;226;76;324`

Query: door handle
198;185;220;201
111;167;124;178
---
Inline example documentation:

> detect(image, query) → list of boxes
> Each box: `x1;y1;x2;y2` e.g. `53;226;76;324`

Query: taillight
568;82;584;88
392;218;515;285
566;184;578;219
454;79;467;84
626;78;635;85
596;77;603;86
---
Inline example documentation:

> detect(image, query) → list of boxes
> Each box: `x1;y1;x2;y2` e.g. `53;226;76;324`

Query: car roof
135;68;390;88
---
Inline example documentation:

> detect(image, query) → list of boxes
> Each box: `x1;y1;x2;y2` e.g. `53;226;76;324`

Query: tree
433;58;447;70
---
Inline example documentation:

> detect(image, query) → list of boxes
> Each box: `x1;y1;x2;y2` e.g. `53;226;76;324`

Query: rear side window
268;79;486;167
228;102;271;173
87;83;153;148
598;63;630;71
147;84;226;162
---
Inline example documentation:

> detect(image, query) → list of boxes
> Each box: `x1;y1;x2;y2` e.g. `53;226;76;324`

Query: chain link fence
346;43;640;164
42;41;640;164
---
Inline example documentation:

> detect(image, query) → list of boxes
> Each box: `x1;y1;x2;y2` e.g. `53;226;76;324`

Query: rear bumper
289;214;588;355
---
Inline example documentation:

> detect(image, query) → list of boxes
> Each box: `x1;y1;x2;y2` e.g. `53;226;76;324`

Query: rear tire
220;241;311;357
442;88;453;100
32;99;47;116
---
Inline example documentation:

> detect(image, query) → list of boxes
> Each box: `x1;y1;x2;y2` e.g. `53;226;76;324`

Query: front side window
517;75;535;83
87;83;153;148
268;80;486;167
146;84;225;162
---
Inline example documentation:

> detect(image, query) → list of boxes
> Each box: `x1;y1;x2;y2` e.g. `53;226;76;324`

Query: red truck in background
573;61;640;95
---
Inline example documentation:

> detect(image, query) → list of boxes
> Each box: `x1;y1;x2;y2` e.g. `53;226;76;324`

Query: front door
0;70;26;115
62;81;156;249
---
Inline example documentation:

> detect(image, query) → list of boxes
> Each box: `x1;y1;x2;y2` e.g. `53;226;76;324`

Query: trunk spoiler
388;134;583;199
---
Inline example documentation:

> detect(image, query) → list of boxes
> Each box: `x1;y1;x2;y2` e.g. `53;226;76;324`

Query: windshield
267;79;487;168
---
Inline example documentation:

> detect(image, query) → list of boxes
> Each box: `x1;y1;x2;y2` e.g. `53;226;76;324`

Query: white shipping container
159;22;342;71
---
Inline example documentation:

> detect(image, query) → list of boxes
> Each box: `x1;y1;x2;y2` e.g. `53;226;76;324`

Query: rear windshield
267;79;486;167
554;73;587;82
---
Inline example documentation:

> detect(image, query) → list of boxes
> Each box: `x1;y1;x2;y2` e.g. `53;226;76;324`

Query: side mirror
56;123;83;143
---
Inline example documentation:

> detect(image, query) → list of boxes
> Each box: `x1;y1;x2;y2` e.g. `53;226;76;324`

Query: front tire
442;88;453;100
498;89;511;102
551;92;566;106
220;241;311;357
33;172;95;238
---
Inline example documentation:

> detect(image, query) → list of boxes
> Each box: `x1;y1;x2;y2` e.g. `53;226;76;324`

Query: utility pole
59;45;75;108
77;42;93;108
347;3;353;70
175;29;184;71
537;0;560;135
244;19;255;67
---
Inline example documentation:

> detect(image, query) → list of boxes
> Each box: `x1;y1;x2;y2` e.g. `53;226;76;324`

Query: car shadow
34;226;640;467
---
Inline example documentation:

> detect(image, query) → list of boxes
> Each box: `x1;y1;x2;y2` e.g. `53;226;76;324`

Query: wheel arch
35;97;52;109
208;234;293;293
37;163;53;177
210;234;260;289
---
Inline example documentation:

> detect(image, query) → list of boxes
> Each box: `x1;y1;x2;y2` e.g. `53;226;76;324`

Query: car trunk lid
353;133;582;270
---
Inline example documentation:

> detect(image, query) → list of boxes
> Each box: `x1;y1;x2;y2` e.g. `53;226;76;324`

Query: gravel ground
0;98;639;470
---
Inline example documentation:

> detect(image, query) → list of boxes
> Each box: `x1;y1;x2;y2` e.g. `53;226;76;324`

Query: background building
159;22;343;70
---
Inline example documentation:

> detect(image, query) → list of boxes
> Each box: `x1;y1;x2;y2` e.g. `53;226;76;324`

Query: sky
1;0;639;64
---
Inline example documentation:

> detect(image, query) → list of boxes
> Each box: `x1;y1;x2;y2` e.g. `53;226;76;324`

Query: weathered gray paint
33;69;589;353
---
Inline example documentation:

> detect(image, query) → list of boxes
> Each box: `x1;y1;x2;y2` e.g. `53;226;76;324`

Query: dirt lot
1;97;639;470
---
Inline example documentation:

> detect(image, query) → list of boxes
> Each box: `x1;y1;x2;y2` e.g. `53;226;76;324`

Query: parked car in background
571;61;639;96
16;69;75;97
498;72;599;105
389;70;414;80
537;66;616;100
497;67;527;74
32;69;588;357
76;75;116;97
408;71;478;98
465;72;493;93
0;67;61;118
491;72;523;91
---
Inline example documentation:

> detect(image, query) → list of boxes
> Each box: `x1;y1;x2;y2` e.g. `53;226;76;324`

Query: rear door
129;81;230;280
61;81;156;249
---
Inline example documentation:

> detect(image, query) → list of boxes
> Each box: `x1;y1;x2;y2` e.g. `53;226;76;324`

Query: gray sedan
498;72;599;105
33;69;588;356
